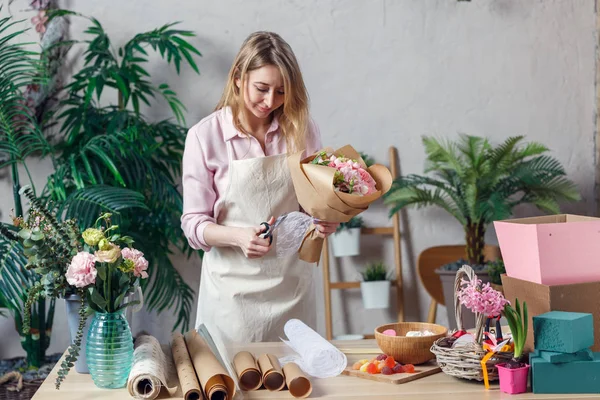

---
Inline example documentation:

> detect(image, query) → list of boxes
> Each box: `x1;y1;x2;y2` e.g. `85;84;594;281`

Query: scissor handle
259;222;273;245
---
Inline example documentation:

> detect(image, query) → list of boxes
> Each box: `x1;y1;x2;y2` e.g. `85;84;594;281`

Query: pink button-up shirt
181;107;322;252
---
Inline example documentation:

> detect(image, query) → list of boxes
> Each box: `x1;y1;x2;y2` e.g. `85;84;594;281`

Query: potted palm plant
497;299;530;394
360;261;391;309
383;135;579;329
330;216;363;257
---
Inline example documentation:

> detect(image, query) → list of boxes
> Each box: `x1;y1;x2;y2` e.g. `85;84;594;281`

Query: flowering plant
311;152;377;195
54;212;148;388
457;276;508;317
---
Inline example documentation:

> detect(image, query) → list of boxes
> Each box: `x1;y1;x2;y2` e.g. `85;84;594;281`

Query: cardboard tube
283;362;312;399
171;333;203;400
233;351;262;391
257;354;285;391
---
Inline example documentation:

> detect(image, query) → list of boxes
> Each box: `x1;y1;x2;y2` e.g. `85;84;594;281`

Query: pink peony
65;252;97;288
122;247;149;279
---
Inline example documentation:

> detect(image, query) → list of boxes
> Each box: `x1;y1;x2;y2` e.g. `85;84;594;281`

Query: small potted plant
496;298;530;394
360;261;391;309
330;216;363;257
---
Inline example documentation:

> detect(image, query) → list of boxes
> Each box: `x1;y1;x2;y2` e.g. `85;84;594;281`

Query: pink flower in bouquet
458;277;508;317
122;247;149;279
313;153;377;195
65;252;97;288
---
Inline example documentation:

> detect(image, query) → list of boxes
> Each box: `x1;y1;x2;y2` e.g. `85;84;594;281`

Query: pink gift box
494;214;600;285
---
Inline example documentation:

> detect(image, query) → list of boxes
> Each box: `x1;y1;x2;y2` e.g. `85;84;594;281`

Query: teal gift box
531;353;600;394
533;311;594;353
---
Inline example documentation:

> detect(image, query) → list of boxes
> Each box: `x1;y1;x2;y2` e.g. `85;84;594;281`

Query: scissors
258;214;288;245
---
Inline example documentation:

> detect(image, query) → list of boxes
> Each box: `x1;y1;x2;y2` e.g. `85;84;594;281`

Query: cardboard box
531;353;600;394
494;214;600;285
501;275;600;353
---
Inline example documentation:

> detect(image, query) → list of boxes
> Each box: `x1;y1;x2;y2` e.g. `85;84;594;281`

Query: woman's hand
235;217;275;258
313;220;340;238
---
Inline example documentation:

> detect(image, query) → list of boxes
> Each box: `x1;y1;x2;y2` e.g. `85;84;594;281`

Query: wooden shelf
322;146;404;341
361;227;394;235
330;280;399;290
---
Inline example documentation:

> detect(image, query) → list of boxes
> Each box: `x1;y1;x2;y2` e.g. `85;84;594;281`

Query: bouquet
1;187;148;389
288;145;393;262
56;212;148;388
310;152;378;195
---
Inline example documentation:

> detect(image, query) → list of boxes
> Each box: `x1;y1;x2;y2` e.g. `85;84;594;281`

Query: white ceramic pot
330;228;361;257
360;280;391;309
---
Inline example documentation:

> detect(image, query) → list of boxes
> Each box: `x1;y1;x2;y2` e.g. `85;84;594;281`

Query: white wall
1;0;597;357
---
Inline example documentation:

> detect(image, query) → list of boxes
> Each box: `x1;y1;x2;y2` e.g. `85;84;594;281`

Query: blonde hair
215;31;309;153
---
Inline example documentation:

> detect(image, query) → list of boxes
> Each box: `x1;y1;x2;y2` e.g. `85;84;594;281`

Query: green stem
11;160;23;218
22;162;37;197
118;90;124;111
107;263;112;313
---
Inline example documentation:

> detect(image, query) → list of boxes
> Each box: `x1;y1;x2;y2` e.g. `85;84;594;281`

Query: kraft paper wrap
233;351;262;391
288;144;393;263
283;362;312;398
184;329;235;400
257;354;285;391
127;335;179;400
171;332;203;400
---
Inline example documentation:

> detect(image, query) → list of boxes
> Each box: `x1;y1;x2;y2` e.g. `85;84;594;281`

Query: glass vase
86;310;134;389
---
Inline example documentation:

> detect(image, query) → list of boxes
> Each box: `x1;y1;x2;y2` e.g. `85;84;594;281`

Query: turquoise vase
86;310;134;389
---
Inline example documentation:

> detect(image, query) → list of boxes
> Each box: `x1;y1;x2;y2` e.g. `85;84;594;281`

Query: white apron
195;140;315;344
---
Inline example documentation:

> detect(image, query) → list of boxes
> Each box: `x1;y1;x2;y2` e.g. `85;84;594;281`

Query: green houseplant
383;135;579;328
0;9;60;368
360;261;391;309
496;299;530;394
330;216;363;257
40;10;202;331
0;8;201;369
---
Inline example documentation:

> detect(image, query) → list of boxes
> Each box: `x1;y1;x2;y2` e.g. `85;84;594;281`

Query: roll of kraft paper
233;351;262;391
283;362;312;399
184;329;235;400
127;335;178;399
257;354;285;391
171;333;202;400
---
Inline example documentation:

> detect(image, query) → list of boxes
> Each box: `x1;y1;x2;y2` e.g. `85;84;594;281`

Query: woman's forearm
203;223;241;248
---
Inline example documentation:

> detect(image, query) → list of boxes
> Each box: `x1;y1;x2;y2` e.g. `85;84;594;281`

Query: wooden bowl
374;322;448;365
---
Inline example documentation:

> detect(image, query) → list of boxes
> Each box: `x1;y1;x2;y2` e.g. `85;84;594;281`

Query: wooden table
32;340;596;400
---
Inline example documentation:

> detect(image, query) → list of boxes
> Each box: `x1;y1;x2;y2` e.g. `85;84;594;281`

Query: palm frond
0;224;31;315
422;136;465;176
384;185;466;225
56;185;149;229
456;134;490;174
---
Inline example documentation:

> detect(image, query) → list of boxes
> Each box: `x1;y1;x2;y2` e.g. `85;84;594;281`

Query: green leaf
89;288;107;310
96;265;107;281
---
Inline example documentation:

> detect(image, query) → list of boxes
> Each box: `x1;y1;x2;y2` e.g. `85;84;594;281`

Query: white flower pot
330;228;361;257
360;281;391;309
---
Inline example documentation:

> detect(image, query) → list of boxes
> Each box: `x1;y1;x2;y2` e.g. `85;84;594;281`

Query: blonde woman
181;31;338;343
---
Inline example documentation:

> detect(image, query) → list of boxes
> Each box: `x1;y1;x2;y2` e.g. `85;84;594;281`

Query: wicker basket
430;265;513;381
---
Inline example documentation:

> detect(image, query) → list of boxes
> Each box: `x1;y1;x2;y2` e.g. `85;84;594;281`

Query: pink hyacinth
458;277;508;317
65;252;97;288
122;247;149;279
